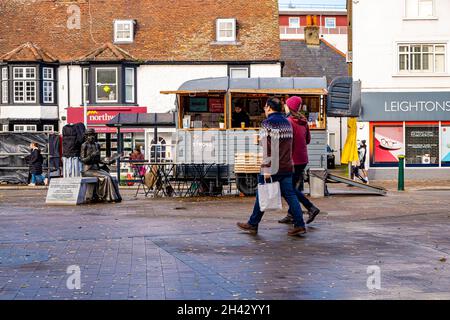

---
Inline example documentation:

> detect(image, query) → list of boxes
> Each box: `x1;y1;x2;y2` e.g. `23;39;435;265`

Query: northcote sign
360;92;450;121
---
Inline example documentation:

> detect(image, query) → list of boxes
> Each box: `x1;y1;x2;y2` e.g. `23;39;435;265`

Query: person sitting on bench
80;129;122;203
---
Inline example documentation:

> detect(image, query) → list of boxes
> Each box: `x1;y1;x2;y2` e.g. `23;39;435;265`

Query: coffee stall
161;77;330;195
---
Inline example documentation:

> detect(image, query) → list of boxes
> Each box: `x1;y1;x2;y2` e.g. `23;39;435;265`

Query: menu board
405;126;439;165
209;98;224;113
372;126;403;164
189;98;208;112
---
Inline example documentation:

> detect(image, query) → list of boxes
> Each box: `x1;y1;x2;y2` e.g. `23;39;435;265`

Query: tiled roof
0;0;280;63
0;42;58;63
76;43;137;62
281;39;347;84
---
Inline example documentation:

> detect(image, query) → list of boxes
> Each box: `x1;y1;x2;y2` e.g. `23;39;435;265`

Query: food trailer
161;76;357;195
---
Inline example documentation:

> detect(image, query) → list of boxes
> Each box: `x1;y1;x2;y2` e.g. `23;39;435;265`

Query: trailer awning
106;113;176;128
161;76;328;95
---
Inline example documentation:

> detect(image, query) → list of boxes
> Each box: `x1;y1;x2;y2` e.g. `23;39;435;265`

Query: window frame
324;17;337;29
42;67;55;104
43;124;54;132
14;124;37;132
13;66;37;104
288;17;300;28
124;67;135;103
114;20;135;44
405;0;435;18
95;67;119;104
84;65;137;105
397;43;446;74
228;65;250;78
216;18;237;42
1;67;8;104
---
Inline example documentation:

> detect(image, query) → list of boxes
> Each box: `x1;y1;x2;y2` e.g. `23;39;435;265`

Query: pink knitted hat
286;96;303;113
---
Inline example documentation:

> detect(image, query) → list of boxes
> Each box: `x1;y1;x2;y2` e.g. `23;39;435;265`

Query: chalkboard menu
405;126;439;166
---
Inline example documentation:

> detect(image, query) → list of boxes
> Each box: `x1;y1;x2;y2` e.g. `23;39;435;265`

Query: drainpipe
67;65;71;126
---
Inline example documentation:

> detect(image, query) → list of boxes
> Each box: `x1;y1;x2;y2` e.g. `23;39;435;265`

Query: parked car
327;145;336;169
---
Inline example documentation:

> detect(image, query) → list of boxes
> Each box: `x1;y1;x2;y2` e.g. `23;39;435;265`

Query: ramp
326;173;387;196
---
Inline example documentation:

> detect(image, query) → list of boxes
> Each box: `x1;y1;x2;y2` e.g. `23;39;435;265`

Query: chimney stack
304;15;320;46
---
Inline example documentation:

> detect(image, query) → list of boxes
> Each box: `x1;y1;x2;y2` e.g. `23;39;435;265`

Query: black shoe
278;215;294;224
306;206;320;224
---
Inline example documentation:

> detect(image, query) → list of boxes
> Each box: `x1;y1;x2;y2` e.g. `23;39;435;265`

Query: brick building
0;0;281;158
279;1;348;53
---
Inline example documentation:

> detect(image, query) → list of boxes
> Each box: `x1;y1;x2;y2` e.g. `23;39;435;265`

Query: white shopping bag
258;179;282;212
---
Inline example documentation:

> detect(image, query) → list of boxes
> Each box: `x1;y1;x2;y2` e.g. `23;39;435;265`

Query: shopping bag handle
263;176;273;184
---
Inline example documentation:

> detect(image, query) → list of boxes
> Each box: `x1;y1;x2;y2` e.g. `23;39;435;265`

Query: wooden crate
234;153;262;173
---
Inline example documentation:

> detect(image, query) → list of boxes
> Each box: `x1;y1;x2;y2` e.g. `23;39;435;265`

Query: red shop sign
66;107;147;133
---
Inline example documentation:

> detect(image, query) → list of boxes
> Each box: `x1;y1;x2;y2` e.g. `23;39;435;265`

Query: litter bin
309;168;327;198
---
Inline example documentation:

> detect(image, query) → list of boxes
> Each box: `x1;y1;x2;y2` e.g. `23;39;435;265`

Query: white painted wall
57;65;83;123
250;63;282;77
0;105;58;119
353;0;450;90
137;65;228;114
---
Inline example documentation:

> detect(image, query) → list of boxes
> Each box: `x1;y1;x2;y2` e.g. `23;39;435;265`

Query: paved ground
0;183;449;300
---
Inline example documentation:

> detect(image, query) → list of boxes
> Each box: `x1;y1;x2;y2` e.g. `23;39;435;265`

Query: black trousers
293;164;307;192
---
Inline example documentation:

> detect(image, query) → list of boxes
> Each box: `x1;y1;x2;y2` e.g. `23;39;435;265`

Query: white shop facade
358;91;450;180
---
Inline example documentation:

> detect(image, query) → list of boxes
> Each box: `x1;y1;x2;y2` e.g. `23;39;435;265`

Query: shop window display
405;124;439;166
372;125;404;166
441;125;450;166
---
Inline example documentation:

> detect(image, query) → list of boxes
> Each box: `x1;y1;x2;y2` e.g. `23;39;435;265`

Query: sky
279;0;347;7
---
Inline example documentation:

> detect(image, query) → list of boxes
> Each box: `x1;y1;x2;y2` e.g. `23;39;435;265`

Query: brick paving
0;186;449;300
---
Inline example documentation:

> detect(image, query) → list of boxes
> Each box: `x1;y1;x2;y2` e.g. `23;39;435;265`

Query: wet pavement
0;186;449;300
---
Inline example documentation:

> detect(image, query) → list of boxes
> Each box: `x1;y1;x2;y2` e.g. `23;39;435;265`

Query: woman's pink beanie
286;96;303;113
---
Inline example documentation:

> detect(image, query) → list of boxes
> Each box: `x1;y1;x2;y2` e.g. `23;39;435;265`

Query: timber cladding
0;0;281;63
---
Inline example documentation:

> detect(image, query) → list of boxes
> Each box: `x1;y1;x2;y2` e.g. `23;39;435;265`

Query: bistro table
131;162;177;198
128;162;224;198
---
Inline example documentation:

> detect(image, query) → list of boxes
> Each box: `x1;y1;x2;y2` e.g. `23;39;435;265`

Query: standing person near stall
237;97;307;236
130;147;146;177
279;96;321;225
25;142;48;186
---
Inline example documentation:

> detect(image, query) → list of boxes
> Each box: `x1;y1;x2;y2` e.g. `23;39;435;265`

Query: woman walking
279;96;320;225
25;142;48;186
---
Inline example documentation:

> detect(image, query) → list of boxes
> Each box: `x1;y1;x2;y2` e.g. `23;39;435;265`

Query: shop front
66;107;147;158
360;91;450;180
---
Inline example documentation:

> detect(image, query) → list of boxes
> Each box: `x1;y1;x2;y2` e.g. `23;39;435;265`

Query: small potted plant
218;115;225;129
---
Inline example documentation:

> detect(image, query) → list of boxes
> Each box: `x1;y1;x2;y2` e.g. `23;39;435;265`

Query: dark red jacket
288;115;310;165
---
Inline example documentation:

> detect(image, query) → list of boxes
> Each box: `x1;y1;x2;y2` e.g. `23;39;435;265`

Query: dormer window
216;18;236;42
114;20;134;43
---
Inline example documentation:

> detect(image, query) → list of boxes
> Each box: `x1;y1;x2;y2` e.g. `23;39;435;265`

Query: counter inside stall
177;94;327;131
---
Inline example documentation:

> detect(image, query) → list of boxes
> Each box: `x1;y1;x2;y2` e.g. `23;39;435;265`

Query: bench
46;177;117;205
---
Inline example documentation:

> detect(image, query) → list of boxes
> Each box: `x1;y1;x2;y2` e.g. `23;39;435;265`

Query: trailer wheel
236;173;258;196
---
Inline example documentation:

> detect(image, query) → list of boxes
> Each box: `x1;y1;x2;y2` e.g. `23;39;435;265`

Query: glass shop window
405;124;439;166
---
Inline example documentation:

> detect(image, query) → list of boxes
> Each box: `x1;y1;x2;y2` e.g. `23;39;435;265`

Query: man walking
237;97;307;236
279;96;320;225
